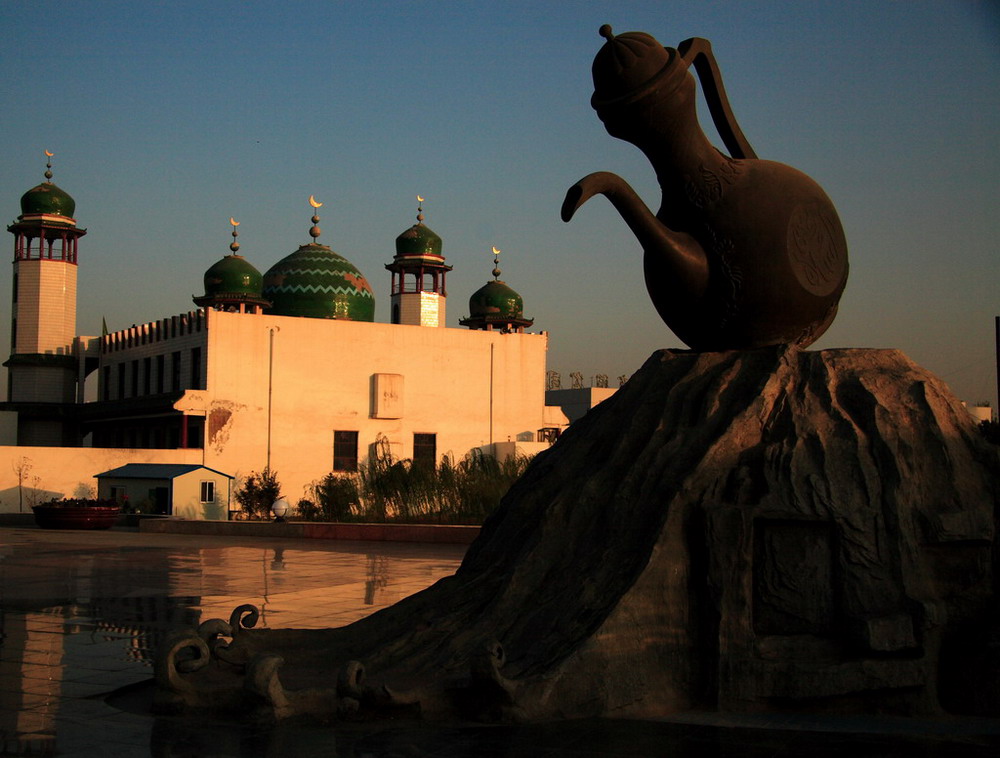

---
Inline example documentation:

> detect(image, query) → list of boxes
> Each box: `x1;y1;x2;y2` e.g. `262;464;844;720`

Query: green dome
263;243;375;321
20;182;76;218
469;280;524;320
203;255;263;298
395;223;443;257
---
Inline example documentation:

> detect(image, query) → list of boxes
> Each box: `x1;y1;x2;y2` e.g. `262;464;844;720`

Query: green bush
314;474;359;521
296;498;319;520
305;439;532;525
234;468;282;520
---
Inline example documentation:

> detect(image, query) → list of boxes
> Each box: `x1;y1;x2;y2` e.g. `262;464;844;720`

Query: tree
234;469;282;520
314;474;359;522
11;457;32;513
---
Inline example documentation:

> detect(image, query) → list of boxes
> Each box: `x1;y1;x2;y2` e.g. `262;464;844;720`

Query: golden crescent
416;195;425;203
308;195;323;208
44;150;54;157
229;217;240;227
492;246;501;255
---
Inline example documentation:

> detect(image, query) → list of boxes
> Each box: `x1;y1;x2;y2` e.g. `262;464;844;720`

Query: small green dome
395;223;443;257
263;243;375;321
469;280;524;320
204;255;263;298
20;182;76;218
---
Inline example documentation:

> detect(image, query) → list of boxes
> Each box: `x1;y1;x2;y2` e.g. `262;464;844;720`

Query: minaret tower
4;151;85;444
385;197;452;327
460;246;534;333
193;218;269;313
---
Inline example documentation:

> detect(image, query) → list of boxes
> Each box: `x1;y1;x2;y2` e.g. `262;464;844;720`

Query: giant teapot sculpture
563;26;848;350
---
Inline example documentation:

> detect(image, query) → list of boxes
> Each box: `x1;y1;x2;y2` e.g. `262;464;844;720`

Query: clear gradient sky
1;1;997;407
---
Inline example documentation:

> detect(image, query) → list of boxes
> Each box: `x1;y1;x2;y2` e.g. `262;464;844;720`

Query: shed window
200;480;215;503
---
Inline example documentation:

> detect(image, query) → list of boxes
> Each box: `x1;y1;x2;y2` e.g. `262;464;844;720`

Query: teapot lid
591;25;685;109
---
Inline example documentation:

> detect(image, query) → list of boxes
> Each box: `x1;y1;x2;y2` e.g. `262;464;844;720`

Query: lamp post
271;497;289;523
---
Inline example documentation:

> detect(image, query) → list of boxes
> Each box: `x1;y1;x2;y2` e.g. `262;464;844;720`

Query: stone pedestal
157;348;999;721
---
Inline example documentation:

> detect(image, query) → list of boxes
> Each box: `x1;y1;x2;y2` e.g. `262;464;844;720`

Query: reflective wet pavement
1;526;998;757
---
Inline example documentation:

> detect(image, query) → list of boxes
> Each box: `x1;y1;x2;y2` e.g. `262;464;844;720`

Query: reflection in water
0;609;61;756
364;554;389;605
0;530;465;756
3;532;995;757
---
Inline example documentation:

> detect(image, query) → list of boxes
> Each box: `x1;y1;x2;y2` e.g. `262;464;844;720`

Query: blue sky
1;1;997;406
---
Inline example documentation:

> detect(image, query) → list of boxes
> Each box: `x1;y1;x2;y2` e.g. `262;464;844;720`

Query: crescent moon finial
416;195;425;203
229;217;241;253
309;195;323;208
491;246;502;280
44;149;54;157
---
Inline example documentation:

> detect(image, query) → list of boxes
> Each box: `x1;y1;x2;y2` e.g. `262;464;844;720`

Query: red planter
32;505;120;530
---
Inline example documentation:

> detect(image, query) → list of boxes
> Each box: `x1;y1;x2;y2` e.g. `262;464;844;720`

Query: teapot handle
678;37;757;160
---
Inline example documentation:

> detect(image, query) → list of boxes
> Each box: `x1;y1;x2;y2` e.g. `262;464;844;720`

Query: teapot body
569;30;849;351
651;152;848;350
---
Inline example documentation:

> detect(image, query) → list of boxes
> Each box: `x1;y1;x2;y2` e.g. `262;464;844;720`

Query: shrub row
236;441;531;525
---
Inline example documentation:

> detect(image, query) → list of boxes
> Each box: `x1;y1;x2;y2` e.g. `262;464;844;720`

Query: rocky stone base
156;347;999;722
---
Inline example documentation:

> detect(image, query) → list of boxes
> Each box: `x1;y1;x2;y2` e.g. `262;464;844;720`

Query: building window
413;433;436;470
117;363;126;400
190;347;202;390
333;430;359;472
143;357;151;396
109;485;126;503
156;354;165;394
130;360;139;397
171;351;181;391
102;365;111;401
200;480;215;503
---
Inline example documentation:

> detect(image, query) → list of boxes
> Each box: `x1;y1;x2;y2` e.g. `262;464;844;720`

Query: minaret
4;152;86;444
385;197;452;327
460;246;534;333
193;218;269;313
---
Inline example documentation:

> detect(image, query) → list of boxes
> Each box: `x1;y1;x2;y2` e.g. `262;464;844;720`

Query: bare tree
25;475;43;508
11;457;32;513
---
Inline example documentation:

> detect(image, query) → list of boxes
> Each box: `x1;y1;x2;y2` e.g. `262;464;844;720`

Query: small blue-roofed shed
95;463;233;520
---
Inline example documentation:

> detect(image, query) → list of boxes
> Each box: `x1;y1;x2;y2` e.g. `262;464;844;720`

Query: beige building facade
0;166;569;514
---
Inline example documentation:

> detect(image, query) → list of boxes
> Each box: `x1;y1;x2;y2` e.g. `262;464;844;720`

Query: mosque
0;157;569;516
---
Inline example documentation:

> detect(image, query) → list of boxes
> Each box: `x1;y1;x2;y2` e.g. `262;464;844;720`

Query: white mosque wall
0;308;567;514
195;310;558;503
0;445;202;513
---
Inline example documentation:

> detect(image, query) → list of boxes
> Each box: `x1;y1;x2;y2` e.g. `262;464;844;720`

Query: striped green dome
21;182;76;219
263;243;375;320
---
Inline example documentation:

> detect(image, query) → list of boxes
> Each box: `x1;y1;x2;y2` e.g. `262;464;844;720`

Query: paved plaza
0;526;998;757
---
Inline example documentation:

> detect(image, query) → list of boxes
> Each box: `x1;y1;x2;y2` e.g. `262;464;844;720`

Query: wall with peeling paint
0;308;567;511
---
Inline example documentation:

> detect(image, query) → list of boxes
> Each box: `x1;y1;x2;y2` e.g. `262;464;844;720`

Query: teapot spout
562;171;709;302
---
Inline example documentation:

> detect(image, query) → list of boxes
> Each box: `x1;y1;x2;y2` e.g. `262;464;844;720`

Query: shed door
149;487;170;515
